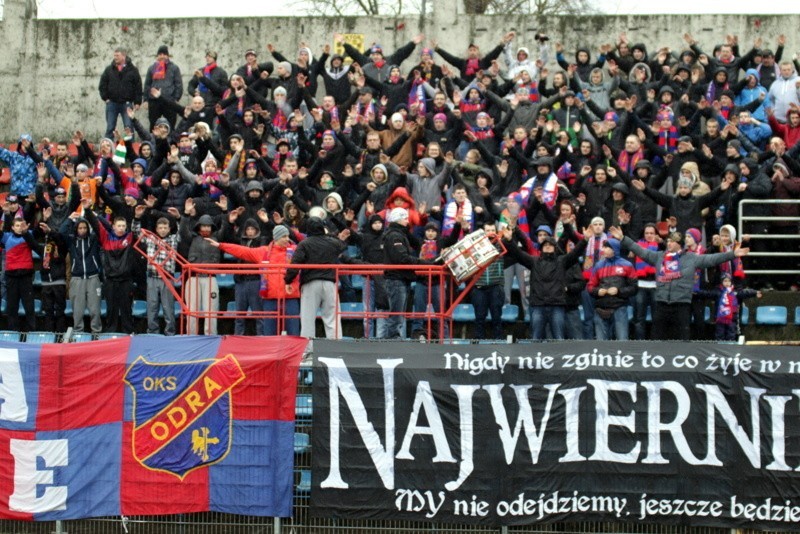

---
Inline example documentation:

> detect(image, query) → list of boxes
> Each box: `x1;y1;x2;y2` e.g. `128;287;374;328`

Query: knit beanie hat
124;187;140;199
273;225;290;240
685;228;702;245
677;176;693;189
388;207;409;223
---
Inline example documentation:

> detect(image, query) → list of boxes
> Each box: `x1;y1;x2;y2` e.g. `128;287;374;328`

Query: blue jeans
633;286;655;340
580;289;595;339
411;283;448;339
384;278;409;339
593;306;629;341
472;285;503;339
262;298;300;335
530;305;565;340
564;307;583;339
363;279;388;339
234;279;263;335
105;101;133;139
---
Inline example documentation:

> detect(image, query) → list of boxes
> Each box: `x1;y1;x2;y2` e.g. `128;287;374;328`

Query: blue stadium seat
10;300;42;316
293;433;310;455
158;302;182;318
453;304;476;322
741;305;749;325
96;332;128;340
755;306;788;325
217;274;235;289
350;275;365;291
340;302;365;319
298;367;313;385
296;469;311;493
25;332;56;344
132;300;148;319
32;271;42;287
704;307;711;322
295;394;313;420
627;306;634;321
795;307;800;326
0;330;21;342
71;332;94;343
500;304;519;322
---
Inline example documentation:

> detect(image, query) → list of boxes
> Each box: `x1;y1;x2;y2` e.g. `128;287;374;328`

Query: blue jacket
60;217;102;279
0;146;37;195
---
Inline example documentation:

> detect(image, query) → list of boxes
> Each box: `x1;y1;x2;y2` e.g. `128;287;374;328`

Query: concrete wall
1;0;798;141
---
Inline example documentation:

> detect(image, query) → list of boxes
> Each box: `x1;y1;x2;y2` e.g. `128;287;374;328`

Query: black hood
307;217;327;236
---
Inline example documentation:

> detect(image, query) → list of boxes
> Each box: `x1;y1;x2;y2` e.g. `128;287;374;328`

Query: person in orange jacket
206;224;300;335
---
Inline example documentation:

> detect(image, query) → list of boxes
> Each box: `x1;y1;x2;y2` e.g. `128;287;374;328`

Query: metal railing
737;199;800;275
132;229;501;341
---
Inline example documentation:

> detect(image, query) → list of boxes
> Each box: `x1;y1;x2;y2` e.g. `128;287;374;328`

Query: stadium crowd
1;28;799;342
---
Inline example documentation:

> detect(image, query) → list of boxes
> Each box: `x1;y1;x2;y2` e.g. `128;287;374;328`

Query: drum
440;230;501;282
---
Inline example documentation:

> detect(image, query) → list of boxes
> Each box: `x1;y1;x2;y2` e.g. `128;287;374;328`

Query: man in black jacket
502;224;588;340
285;217;349;340
382;208;428;339
98;47;142;139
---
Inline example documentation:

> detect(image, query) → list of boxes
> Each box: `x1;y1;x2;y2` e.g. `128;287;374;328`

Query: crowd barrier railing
133;229;505;341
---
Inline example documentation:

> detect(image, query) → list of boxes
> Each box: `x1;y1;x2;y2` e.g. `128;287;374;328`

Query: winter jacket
0;230;40;274
404;160;450;210
85;209;134;280
586;239;638;310
99;60;143;104
180;214;224;265
285;218;346;285
383;222;425;282
504;233;587;306
767;72;800;122
188;64;228;106
0;145;38;196
60;217;102;280
144;59;183;102
622;236;736;304
343;41;417;83
219;240;300;300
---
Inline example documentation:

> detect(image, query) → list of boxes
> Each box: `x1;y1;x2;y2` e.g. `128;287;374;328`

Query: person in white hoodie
767;62;800;123
503;39;550;80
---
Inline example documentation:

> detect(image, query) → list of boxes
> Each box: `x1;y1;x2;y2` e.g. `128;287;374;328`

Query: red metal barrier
134;229;504;341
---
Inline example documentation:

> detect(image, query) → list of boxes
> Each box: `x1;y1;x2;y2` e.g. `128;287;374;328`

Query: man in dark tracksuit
85;209;135;334
60;212;103;334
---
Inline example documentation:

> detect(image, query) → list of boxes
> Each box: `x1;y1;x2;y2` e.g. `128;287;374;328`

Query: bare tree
465;0;597;15
294;0;595;17
292;0;422;16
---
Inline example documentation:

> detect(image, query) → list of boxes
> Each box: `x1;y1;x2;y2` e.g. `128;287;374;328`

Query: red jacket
219;242;300;300
768;113;800;148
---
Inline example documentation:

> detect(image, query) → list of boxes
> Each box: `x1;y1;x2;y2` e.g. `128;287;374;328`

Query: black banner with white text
310;340;800;528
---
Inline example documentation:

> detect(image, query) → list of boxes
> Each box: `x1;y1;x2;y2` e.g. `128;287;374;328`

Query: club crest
124;354;245;479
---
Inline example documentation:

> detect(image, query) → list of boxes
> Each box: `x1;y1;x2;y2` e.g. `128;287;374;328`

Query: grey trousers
185;276;219;335
69;274;102;333
147;277;176;335
300;279;341;339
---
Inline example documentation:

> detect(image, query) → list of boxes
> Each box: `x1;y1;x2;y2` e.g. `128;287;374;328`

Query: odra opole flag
0;335;306;520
